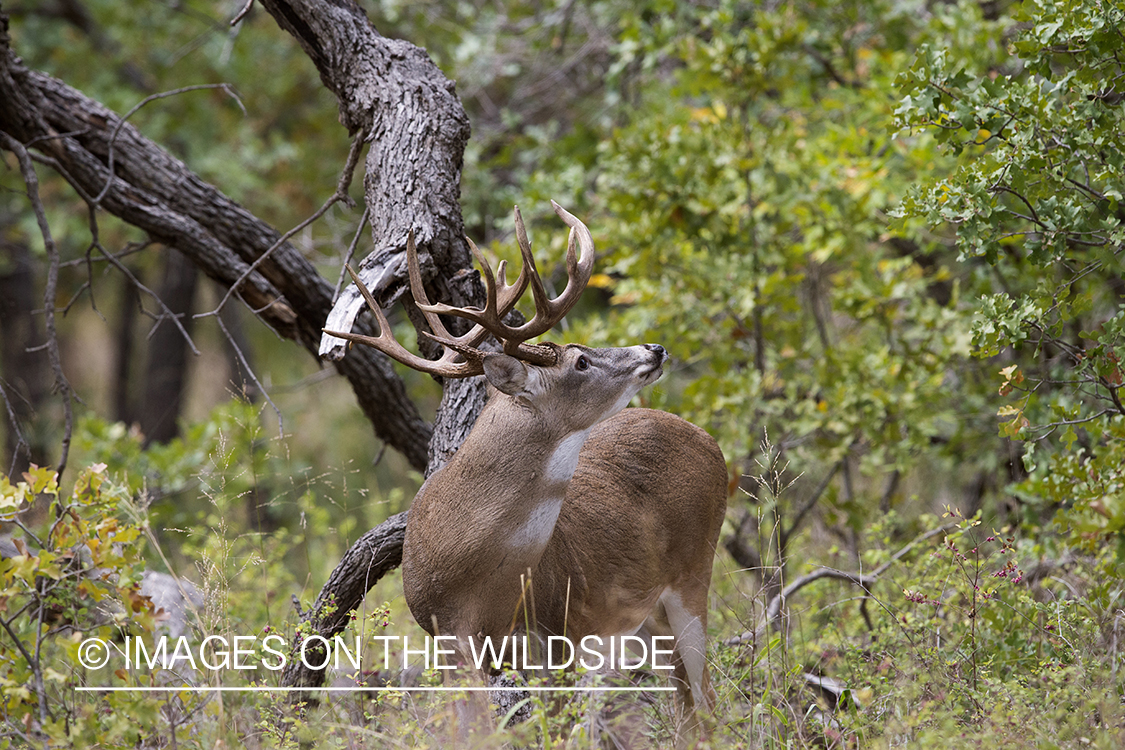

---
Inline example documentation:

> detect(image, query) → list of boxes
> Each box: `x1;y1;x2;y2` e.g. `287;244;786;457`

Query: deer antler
323;264;488;377
416;201;594;363
323;201;595;376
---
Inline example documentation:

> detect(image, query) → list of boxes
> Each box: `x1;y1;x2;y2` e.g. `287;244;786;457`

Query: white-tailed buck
326;202;727;745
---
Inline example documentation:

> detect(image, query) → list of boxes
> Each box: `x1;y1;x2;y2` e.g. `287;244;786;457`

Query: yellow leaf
587;273;615;289
43;668;67;683
689;107;718;124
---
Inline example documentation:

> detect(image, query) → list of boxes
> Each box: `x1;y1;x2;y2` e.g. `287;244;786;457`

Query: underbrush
2;407;1123;748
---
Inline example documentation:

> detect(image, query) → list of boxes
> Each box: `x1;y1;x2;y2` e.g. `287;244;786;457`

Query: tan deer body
326;203;726;742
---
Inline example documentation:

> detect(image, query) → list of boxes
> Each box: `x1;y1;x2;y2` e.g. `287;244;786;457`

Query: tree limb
280;511;406;689
727;522;960;646
0;10;432;469
0;131;74;479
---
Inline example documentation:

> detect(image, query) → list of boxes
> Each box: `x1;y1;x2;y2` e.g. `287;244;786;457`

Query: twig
201;132;366;319
879;469;901;514
727;521;959;646
23;146;198;355
0;379;31;477
216;314;283;438
0;614;48;728
33;584;54;731
231;0;255;26
93;84;245;206
83;205;200;355
334;205;370;303
780;460;840;550
0;131;75;480
59;240;151;268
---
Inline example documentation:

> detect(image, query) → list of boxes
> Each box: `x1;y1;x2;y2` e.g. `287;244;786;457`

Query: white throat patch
544;430;589;485
506;430;590;551
508;497;565;550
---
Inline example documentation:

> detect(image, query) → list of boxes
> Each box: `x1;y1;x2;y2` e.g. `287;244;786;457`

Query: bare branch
280;512;407;690
231;0;255;26
0;379;30;477
202;132;365;320
93;84;245;206
728;521;959;646
334;205;369;303
0;42;433;469
0;131;74;479
83;206;200;355
780;461;840;550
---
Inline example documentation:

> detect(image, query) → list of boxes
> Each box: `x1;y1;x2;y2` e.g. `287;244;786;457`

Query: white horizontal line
76;686;676;693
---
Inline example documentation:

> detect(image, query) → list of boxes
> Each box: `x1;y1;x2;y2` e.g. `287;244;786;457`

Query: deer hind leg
569;631;655;750
658;587;714;747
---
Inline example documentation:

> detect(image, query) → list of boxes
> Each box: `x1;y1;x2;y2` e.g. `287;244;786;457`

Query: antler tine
404;229;530;348
475;212;531;317
411;231;530;344
325;265;484;378
405;231;461;342
412;202;595;358
502;200;595;343
464;236;505;331
551;199;596;298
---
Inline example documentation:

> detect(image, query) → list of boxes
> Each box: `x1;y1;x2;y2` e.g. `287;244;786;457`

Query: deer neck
442;397;589;554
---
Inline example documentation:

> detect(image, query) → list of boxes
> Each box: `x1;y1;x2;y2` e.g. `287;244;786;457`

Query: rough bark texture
256;0;480;364
0;9;432;470
252;0;493;690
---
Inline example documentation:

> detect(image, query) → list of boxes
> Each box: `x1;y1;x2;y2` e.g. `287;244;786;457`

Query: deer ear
483;354;536;397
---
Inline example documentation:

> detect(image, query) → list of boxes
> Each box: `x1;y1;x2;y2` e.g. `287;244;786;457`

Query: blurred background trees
1;0;1123;746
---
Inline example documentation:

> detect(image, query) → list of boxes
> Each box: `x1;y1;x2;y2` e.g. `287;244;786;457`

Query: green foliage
710;510;1124;748
0;463;160;747
895;0;1125;554
7;0;1125;746
513;0;991;543
0;408;411;749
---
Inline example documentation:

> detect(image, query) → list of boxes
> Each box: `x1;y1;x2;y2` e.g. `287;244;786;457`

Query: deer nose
644;343;666;358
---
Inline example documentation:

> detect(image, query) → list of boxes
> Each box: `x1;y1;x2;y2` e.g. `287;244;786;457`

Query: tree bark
0;8;433;470
0;0;495;693
279;511;407;688
252;0;497;690
257;0;481;366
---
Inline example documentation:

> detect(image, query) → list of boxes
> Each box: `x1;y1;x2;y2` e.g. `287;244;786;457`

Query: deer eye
575;355;590;371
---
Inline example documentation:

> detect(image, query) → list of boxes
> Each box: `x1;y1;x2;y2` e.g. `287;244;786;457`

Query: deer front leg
438;637;497;744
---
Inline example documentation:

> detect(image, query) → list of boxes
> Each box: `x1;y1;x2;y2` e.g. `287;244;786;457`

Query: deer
325;202;727;746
